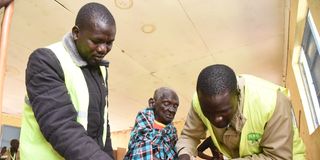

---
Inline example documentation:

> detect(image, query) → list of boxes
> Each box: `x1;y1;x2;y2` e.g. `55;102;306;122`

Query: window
0;125;20;148
295;11;320;134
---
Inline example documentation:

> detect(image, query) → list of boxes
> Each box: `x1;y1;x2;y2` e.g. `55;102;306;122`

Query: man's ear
148;98;155;108
72;25;80;41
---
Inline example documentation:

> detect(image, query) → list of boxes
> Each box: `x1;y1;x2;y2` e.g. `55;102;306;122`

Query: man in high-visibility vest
176;64;306;160
20;2;116;160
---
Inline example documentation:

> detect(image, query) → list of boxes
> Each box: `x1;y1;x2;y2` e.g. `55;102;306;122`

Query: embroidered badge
247;133;262;145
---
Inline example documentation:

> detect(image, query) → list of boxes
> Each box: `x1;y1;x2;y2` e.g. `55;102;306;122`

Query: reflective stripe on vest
193;74;305;159
20;42;108;160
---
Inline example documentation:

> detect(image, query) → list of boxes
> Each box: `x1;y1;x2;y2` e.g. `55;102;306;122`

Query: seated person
124;87;179;160
197;136;223;160
0;147;8;160
4;139;19;160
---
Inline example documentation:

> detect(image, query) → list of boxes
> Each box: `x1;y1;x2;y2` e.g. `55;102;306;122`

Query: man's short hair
196;64;237;96
75;2;115;30
10;139;19;147
153;87;175;101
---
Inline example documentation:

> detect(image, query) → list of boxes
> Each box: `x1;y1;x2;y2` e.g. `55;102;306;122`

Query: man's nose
97;44;107;54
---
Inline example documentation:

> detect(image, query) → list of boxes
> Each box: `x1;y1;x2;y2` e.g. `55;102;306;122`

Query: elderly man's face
73;20;116;66
153;90;179;125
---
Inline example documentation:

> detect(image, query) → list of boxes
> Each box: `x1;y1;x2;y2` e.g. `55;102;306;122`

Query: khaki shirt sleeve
233;91;293;160
176;105;207;157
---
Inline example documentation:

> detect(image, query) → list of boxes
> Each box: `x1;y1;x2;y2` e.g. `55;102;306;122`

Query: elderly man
125;87;180;160
20;2;116;160
177;64;306;160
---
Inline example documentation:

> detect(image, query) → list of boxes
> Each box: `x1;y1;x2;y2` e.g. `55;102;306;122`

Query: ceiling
2;0;289;131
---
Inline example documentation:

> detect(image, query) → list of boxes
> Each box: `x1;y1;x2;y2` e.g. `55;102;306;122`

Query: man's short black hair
75;2;115;30
196;64;237;96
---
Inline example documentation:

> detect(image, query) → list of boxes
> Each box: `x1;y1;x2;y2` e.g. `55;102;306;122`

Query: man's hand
178;154;191;160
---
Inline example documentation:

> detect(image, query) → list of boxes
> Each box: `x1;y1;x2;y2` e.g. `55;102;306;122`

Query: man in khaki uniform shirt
176;64;304;160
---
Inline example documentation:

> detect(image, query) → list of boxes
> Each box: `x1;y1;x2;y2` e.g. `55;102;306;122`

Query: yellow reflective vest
20;42;108;160
193;74;305;159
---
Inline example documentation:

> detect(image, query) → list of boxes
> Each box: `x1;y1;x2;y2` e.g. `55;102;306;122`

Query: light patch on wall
114;0;133;9
296;0;308;23
141;24;156;34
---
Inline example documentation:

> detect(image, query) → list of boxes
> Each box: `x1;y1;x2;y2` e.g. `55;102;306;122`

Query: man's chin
164;118;174;124
214;123;230;128
88;60;100;66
